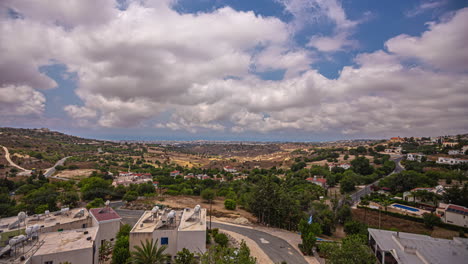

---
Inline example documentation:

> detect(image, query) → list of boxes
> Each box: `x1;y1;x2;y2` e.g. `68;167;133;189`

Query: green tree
86;198;105;209
298;219;321;255
319;235;375;264
123;191;138;202
99;240;113;264
214;233;229;247
340;176;355;194
344;221;368;236
422;213;442;229
201;188;216;202
175;248;197;264
112;224;132;264
237;240;256;264
335;205;352;224
80;177;113;200
224;199;236;210
351;157;374;175
131;239;169;264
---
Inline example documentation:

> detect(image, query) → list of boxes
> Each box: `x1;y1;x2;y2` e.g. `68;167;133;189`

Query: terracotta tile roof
447;204;468;216
89;207;121;222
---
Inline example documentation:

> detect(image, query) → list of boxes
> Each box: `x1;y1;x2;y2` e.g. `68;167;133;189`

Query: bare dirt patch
54;169;95;180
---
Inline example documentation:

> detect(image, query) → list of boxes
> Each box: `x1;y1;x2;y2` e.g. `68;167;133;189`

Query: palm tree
132;239;169;264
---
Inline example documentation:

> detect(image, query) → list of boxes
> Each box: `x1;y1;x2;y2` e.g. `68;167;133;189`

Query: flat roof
89;207;121;222
131;209;181;233
369;228;468;264
34;227;98;256
0;208;88;232
179;208;206;231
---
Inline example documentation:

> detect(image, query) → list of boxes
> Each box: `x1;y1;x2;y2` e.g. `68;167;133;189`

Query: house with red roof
89;205;122;247
223;166;237;173
170;170;180;177
438;204;468;228
306;176;327;188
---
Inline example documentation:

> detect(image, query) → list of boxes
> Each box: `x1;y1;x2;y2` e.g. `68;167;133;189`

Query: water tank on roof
194;204;201;213
18;212;27;221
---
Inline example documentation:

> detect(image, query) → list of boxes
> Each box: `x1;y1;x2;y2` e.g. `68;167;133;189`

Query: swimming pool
392;203;419;212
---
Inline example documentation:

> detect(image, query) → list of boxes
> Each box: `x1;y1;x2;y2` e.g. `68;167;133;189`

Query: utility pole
209;199;212;230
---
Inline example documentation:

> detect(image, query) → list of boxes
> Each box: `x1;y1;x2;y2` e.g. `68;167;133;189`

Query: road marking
260;238;270;244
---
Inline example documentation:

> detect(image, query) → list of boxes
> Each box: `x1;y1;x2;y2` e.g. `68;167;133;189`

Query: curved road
212;222;308;264
45;156;71;178
347;155;405;205
1;145;71;178
1;145;31;173
109;202;308;264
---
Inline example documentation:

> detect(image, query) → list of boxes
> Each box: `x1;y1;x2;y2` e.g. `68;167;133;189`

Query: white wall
31;247;95;264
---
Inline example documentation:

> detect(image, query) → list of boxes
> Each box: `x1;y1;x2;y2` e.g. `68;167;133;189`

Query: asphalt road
346;155;405;205
109;202;308;264
110;201;145;227
212;222;308;264
44;156;71;177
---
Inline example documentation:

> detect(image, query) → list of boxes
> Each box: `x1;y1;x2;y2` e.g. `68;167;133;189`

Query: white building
328;163;351;171
170;170;180;177
406;153;425;162
113;172;152;187
0;206;122;264
223;166;237;173
368;228;468;264
306;176;327;188
89;206;122;247
437;204;468;228
31;227;99;264
130;205;207;262
384;147;402;154
436;157;468;165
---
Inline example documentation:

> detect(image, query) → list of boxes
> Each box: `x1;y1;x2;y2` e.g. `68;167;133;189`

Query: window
161;237;169;245
44;261;53;264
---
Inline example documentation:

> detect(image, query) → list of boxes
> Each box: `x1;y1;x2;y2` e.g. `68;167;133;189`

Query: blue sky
1;0;467;141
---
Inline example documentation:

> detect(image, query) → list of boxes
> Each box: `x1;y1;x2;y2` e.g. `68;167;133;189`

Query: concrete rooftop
34;227;98;256
369;228;468;264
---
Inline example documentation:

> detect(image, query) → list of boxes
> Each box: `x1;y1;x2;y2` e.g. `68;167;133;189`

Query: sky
0;0;467;142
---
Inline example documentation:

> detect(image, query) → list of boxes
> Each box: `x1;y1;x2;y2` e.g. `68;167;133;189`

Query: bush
344;221;368;235
224;199;236;210
422;213;441;229
86;198;105;209
165;189;180;196
214;233;229;247
201;189;216;201
123;191;138;202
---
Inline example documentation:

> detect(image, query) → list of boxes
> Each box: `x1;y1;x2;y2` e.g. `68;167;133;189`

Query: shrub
123;191;138;202
201;189;216;201
214;233;229;247
422;213;441;229
224;199;236;210
86;198;105;209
